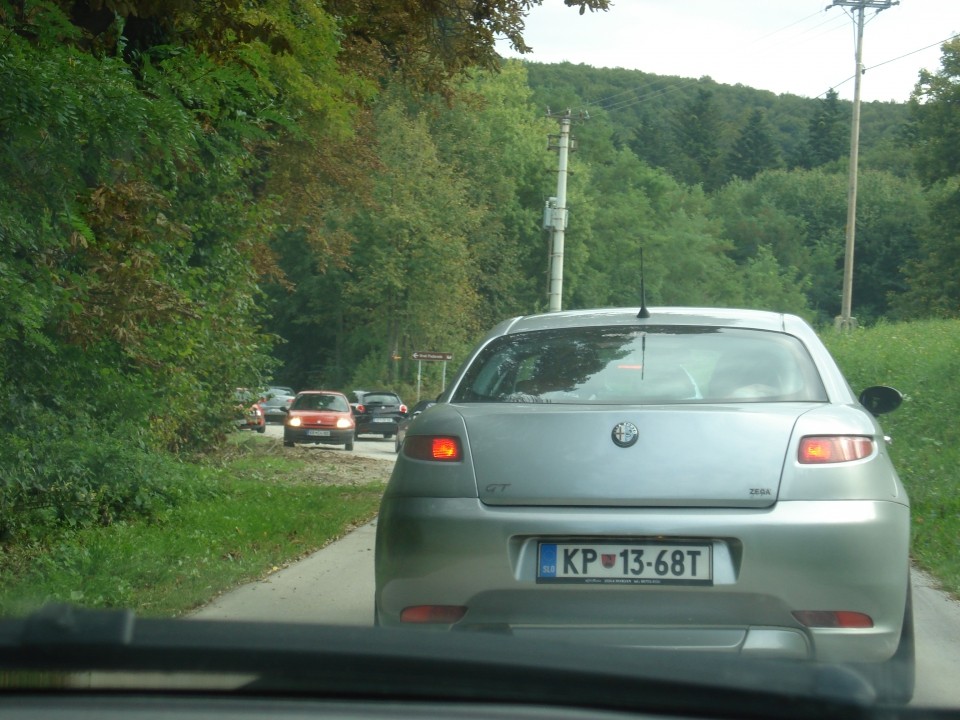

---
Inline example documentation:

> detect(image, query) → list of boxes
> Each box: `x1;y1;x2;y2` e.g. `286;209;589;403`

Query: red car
283;391;355;450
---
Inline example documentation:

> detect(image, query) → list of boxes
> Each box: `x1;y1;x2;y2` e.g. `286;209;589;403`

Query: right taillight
798;436;874;464
404;435;463;462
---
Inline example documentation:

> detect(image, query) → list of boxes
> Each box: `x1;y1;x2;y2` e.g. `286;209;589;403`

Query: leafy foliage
896;38;960;317
793;89;848;170
724;109;782;182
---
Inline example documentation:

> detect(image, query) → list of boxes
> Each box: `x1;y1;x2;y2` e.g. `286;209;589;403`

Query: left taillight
798;436;874;464
403;435;463;462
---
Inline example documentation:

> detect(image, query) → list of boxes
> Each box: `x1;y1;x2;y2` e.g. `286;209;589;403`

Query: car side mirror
859;385;902;416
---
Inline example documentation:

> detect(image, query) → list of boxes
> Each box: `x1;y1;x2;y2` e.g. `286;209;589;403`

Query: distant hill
519;61;910;185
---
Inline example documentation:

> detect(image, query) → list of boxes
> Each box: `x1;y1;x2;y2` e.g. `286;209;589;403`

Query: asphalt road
262;422;399;460
197;436;960;707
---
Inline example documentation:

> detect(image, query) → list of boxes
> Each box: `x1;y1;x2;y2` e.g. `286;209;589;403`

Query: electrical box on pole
543;197;567;231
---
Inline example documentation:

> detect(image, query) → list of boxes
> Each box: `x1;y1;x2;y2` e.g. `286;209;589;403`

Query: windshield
291;393;349;412
3;0;958;715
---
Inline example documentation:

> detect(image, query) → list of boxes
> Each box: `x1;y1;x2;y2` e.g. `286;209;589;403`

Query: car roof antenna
637;247;651;319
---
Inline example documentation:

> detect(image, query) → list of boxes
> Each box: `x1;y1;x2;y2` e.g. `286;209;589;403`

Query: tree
895;38;960;317
322;0;611;94
425;62;556;324
670;88;724;190
713;168;925;323
794;89;848;169
724;109;781;183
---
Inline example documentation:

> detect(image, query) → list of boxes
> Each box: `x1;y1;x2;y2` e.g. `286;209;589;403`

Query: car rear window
362;393;400;405
451;326;827;405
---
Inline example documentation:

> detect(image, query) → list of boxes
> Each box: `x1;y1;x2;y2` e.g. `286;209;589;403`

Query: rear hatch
465;404;815;508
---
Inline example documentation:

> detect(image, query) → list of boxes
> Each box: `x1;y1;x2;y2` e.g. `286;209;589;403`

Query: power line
817;32;960;99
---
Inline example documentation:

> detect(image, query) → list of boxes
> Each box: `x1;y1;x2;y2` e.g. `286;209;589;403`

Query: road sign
412;351;453;361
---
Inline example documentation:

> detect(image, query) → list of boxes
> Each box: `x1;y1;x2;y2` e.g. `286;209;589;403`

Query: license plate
307;429;331;436
372;417;393;423
537;541;712;586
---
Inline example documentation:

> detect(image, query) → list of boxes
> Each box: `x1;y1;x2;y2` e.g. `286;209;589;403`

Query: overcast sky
495;1;959;104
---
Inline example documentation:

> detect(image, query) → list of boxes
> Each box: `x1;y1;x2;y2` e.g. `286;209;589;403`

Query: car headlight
336;417;353;429
288;417;302;427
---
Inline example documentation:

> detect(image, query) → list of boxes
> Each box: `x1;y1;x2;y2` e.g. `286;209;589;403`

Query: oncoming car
283;391;355;450
375;307;913;702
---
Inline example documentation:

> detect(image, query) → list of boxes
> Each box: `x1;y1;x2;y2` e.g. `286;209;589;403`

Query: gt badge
611;421;639;448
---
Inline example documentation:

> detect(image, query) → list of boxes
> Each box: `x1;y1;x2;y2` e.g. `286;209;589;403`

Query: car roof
297;390;347;397
494;307;798;335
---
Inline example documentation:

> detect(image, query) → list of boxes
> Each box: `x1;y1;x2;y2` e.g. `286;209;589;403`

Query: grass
823;319;960;596
0;434;389;617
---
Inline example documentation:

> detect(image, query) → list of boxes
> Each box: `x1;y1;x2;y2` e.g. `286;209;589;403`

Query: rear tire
858;583;915;704
345;440;354;451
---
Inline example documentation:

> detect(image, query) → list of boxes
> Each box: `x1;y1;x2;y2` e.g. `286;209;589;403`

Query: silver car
375;307;913;702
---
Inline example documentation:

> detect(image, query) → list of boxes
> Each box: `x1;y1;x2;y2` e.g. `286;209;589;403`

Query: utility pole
546;111;573;312
828;0;898;332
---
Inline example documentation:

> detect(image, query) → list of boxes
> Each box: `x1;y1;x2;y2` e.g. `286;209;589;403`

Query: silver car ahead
375;307;912;702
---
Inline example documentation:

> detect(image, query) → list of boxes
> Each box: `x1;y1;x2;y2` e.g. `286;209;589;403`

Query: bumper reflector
400;605;467;624
792;610;874;628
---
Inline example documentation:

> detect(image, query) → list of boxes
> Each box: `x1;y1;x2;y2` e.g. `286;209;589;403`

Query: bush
0;422;217;542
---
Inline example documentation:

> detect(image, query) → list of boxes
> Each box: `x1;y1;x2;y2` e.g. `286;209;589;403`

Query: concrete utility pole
546;112;573;313
828;0;898;332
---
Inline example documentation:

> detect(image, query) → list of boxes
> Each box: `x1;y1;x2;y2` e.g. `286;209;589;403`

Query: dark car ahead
260;391;295;423
353;391;407;439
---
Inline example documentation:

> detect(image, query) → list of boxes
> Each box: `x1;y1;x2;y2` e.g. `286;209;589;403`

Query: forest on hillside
264;56;955;398
2;0;960;477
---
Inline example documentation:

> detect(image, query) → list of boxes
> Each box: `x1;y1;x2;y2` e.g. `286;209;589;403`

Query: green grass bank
824;319;960;596
0;436;388;617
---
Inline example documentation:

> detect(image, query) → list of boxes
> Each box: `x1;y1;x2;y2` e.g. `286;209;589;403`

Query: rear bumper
356;419;401;435
374;498;910;664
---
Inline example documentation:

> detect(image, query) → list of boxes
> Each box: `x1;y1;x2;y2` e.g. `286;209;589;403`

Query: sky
495;0;960;103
